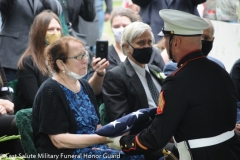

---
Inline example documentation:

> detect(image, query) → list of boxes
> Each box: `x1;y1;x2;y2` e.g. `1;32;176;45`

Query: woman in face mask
17;10;61;111
32;36;144;159
107;8;141;71
108;8;165;71
17;10;107;111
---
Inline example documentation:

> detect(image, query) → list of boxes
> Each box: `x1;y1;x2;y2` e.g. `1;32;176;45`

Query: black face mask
128;42;153;64
201;40;213;56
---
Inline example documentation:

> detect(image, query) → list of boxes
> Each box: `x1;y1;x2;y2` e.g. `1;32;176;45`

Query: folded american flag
95;108;157;137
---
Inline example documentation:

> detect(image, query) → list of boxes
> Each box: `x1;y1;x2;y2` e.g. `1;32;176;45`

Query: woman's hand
92;57;109;77
0;105;7;115
96;124;102;130
0;99;14;114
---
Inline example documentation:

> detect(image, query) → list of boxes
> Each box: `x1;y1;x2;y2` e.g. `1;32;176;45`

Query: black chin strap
169;34;175;62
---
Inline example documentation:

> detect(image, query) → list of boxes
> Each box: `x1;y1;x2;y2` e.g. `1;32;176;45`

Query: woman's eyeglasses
67;51;89;61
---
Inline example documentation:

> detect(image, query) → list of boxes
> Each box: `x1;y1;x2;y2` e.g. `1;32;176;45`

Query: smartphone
96;40;108;60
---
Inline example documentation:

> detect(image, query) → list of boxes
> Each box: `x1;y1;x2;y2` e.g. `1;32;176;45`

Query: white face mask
112;27;124;43
62;62;87;80
67;70;87;80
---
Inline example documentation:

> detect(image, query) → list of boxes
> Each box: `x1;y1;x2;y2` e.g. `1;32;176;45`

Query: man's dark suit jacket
132;0;205;42
230;58;240;100
0;0;62;70
102;58;163;122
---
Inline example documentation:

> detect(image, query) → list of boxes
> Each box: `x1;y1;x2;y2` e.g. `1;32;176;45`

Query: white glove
106;136;122;150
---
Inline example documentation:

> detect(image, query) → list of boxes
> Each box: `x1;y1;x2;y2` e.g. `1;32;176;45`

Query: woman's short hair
45;36;84;73
121;22;154;55
110;7;141;25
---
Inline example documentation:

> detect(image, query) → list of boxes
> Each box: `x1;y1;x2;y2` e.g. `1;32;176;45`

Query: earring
63;70;65;73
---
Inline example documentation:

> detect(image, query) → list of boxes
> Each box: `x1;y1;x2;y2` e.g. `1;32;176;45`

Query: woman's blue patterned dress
58;82;144;160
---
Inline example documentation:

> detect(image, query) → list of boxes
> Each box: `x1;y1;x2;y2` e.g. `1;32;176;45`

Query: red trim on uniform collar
173;56;205;76
177;49;202;68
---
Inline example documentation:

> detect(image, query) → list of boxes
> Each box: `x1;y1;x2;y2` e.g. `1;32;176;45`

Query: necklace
56;74;80;99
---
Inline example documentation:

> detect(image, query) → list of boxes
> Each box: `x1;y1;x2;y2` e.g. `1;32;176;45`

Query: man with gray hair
103;21;164;122
103;22;172;159
117;9;240;160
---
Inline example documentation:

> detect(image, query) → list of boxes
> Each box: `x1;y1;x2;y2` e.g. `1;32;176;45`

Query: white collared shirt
128;58;161;108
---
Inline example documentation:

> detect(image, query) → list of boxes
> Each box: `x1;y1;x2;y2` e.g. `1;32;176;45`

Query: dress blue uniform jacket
163;56;225;76
120;50;240;160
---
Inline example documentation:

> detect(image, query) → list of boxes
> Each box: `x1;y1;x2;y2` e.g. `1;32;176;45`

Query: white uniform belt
178;130;234;149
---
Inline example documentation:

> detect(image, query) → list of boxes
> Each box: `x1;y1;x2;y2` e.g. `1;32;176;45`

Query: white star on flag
110;120;121;128
126;125;131;130
131;110;143;118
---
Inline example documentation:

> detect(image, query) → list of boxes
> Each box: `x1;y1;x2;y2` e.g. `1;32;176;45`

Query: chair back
15;108;38;160
99;103;109;126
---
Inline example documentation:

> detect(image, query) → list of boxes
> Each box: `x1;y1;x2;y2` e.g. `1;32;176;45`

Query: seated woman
0;62;23;154
32;36;143;159
17;10;108;111
108;7;165;71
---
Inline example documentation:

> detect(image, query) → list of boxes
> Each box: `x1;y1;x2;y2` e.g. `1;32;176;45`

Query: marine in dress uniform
118;9;240;160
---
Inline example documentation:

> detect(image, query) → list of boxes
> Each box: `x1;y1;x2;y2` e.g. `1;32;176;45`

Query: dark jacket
103;58;163;121
17;56;48;110
0;62;11;100
132;0;204;42
32;78;99;158
230;58;240;100
0;0;62;70
120;51;240;159
66;0;96;32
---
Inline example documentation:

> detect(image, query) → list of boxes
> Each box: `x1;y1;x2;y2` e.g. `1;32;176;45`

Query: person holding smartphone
32;36;144;159
17;10;108;112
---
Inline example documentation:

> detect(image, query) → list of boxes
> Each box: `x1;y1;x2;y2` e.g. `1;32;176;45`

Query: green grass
102;0;122;45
